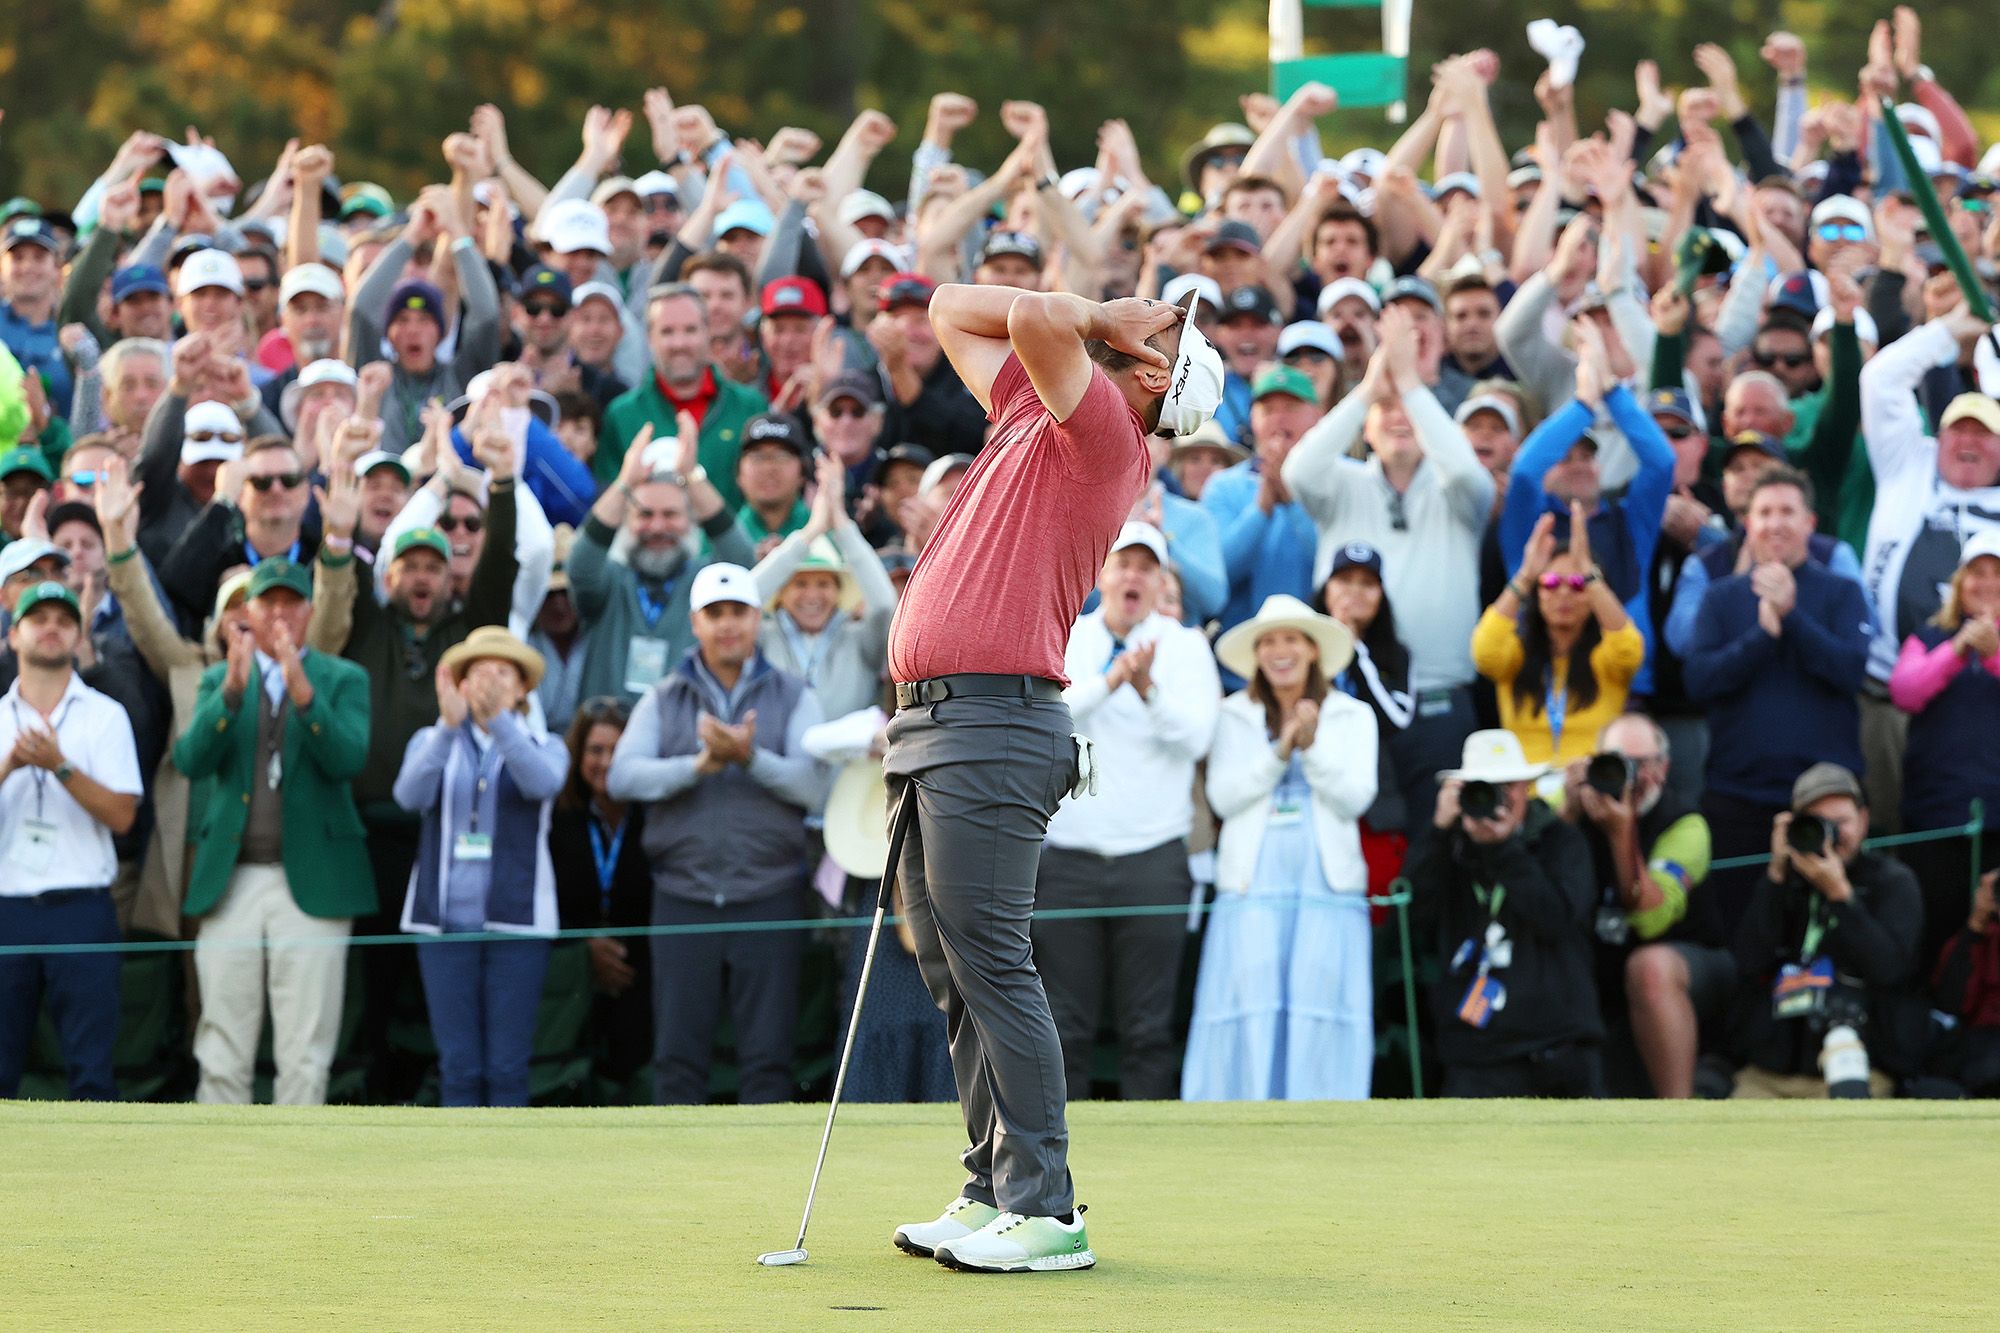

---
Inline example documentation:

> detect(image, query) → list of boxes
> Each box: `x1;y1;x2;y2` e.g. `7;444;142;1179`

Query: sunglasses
436;514;484;535
523;301;567;319
247;472;305;491
242;277;272;293
187;430;246;444
65;470;100;488
1814;222;1867;243
1752;348;1813;369
1540;572;1591;590
577;695;633;723
824;403;869;420
1660;423;1698;440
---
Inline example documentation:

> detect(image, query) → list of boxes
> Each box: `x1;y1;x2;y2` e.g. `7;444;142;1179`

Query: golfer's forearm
930;283;1030;339
1006;292;1109;348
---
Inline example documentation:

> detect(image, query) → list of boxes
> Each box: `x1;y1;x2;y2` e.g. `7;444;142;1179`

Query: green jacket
595;367;769;512
172;649;375;920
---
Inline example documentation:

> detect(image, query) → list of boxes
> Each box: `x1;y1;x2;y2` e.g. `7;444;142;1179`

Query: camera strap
1799;896;1830;961
1472;881;1506;923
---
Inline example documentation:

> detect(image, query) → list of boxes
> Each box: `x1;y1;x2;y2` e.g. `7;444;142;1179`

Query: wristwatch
54;762;73;784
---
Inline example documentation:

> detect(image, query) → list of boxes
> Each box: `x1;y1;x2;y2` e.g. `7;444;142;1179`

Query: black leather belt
894;673;1063;710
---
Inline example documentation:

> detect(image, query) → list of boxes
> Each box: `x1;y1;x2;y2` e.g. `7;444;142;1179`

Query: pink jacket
1888;633;2000;714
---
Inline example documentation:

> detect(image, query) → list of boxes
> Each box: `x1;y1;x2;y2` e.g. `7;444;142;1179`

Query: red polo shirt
657;365;719;427
888;354;1150;686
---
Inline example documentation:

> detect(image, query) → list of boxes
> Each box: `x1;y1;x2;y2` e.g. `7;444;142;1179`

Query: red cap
759;277;828;319
877;272;937;312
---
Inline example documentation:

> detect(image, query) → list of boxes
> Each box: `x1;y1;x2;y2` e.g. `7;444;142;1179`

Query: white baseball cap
837;190;897;228
279;262;343;306
1809;195;1873;236
1341;148;1387;179
1277;321;1342;360
0;539;69;585
1317;276;1381;316
1157;293;1227;436
572;281;624;313
1895;103;1943;143
1959;529;2000;570
841;238;911;278
176;249;245;298
354;449;411;483
1810;305;1880;347
1455;393;1523;437
279;358;359;432
919;453;975;497
181;400;248;465
1110;521;1169;565
1161;273;1223;312
589;176;642;208
540;200;612;255
690;562;760;611
632;171;680;201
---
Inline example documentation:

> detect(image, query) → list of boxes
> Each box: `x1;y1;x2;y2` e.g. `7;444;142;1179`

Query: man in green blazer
173;558;373;1106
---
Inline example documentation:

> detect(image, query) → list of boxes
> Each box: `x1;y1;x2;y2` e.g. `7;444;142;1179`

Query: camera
1585;752;1636;798
1787;814;1838;858
1460;780;1501;820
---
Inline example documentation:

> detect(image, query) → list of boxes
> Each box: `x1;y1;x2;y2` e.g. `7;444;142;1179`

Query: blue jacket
1664;531;1873;661
451;417;597;528
0;302;71;423
1079;489;1226;629
1213;371;1254;445
1201;459;1318;637
1684;559;1871;805
1500;387;1675;694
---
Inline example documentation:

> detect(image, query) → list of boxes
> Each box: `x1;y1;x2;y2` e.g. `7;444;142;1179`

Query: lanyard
10;694;76;819
780;612;830;683
1800;896;1831;960
1545;676;1568;754
588;812;629;917
464;725;504;834
1472;881;1507;923
245;538;301;568
634;579;675;628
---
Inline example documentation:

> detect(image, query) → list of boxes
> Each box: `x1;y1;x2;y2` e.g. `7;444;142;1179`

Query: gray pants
1032;840;1191;1101
883;694;1077;1217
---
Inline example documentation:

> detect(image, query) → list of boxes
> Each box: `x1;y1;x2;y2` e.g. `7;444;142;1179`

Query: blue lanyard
1545;677;1567;754
465;725;504;833
634;579;674;628
1103;636;1128;671
245;538;301;567
587;812;629;917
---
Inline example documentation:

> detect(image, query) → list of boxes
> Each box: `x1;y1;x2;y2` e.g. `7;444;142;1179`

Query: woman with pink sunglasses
1472;500;1646;767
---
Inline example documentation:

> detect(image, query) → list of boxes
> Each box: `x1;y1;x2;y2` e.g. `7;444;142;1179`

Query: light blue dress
1182;754;1374;1100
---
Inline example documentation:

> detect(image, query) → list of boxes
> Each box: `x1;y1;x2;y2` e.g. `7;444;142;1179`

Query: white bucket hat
1214;593;1354;682
1438;729;1551;784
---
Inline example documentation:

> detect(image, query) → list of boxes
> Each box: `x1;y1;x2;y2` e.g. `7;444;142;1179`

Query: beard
630;542;689;583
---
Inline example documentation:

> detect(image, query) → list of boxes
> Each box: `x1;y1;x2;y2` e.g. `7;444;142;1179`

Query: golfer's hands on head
1093;298;1181;369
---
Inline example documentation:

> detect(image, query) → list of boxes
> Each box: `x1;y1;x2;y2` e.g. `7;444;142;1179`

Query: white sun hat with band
1214;593;1354;682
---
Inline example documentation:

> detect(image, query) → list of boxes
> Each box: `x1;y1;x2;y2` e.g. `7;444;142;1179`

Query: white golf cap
632;170;680;201
181;400;248;465
1959;529;2000;570
1809;195;1873;236
1340;147;1387;178
841;238;911;278
572;280;624;312
1277;321;1342;360
540;200;612;255
0;538;68;584
176;249;244;298
1157;293;1227;436
1811;305;1879;346
1317;276;1381;316
690;562;760;612
279;262;343;306
919;453;975;497
1110;521;1169;565
298;358;358;392
837;189;897;228
1432;171;1481;200
354;449;411;482
589;176;641;208
1895;103;1943;142
471;180;521;218
1455;393;1522;437
1161;273;1223;312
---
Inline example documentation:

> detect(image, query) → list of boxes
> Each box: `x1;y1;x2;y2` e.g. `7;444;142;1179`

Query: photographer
1562;714;1727;1098
1406;730;1601;1097
1729;764;1920;1099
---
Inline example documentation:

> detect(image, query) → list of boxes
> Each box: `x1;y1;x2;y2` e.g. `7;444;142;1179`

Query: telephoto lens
1459;780;1500;820
1787;814;1836;857
1585;752;1636;797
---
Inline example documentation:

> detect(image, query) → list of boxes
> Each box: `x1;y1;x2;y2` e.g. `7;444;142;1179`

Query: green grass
6;1099;1993;1329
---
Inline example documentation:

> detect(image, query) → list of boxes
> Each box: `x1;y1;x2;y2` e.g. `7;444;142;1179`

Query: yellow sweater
1471;609;1646;767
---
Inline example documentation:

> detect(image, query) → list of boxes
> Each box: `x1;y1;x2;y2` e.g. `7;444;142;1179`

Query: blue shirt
0;301;70;422
1213;371;1254;445
1201;459;1319;682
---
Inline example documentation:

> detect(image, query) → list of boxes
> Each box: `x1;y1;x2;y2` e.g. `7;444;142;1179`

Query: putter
757;781;920;1268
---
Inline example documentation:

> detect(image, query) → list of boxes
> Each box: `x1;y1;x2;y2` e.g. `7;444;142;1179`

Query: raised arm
1005;291;1178;424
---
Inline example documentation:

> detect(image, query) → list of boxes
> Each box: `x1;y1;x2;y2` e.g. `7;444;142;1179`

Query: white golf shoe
932;1207;1094;1272
892;1197;1001;1257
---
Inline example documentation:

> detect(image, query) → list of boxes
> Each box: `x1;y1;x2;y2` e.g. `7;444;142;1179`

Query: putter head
756;1249;809;1267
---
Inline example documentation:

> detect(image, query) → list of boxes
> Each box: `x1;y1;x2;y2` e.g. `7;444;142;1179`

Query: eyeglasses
188;430;246;444
824;403;869;420
523;301;567;319
1386;488;1408;533
1752;348;1812;369
1660;423;1698;440
242;277;272;293
1814;222;1867;243
1283;349;1335;365
1539;572;1590;590
436;514;484;535
247;472;305;491
576;695;632;724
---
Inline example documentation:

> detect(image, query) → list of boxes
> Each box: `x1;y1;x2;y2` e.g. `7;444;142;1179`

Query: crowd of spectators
3;11;2000;1104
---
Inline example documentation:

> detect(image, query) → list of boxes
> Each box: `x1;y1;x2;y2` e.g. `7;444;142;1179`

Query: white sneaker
932;1207;1094;1273
893;1197;1001;1257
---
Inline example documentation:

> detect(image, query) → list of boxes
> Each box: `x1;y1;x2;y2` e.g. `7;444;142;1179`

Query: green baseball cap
339;183;395;220
247;558;313;601
1251;363;1318;405
392;527;451;562
0;446;54;484
14;579;80;622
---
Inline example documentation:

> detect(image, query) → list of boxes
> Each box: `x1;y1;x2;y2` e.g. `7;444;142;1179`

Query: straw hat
1214;594;1355;682
823;759;890;878
767;537;863;616
440;625;546;690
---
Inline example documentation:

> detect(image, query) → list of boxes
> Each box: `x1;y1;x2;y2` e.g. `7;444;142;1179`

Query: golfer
884;283;1223;1272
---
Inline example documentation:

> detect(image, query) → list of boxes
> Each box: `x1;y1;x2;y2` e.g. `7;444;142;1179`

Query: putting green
6;1099;1991;1328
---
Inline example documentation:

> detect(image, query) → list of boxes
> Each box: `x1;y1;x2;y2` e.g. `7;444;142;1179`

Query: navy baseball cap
1329;541;1385;580
1;218;59;254
1221;285;1281;324
520;265;574;308
1724;430;1786;464
1205;220;1263;256
1769;272;1820;321
111;264;170;303
1647;387;1699;428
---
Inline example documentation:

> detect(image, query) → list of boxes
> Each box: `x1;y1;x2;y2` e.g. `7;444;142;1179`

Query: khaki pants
1858;692;1908;836
1731;1063;1894;1099
193;865;350;1106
